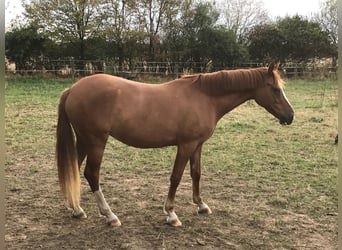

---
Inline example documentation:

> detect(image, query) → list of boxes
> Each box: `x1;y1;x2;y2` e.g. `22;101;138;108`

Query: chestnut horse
56;63;294;227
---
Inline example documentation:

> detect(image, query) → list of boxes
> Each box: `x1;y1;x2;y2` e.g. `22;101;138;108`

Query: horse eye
272;87;281;94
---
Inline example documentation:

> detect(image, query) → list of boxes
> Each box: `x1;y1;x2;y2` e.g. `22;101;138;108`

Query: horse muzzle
279;112;294;125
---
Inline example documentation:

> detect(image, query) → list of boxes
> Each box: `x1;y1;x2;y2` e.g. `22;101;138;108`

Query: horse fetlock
163;206;168;215
99;207;111;217
99;208;122;227
163;200;174;215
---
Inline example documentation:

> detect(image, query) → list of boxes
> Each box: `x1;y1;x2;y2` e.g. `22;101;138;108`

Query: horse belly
109;121;177;148
108;104;214;148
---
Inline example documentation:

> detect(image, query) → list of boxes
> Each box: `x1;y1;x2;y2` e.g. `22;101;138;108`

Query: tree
22;0;187;63
246;16;334;63
219;0;269;42
132;0;183;60
315;0;338;65
100;0;144;66
10;0;259;67
24;0;108;62
247;24;284;63
187;1;219;61
163;1;246;66
196;26;247;66
5;24;48;70
161;0;193;60
163;1;218;61
277;15;332;62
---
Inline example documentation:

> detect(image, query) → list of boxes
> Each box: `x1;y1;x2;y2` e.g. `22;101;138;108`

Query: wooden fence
5;59;337;80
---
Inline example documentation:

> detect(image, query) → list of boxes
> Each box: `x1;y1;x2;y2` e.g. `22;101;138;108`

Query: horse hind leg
190;144;212;215
164;143;199;226
84;140;121;226
76;137;87;168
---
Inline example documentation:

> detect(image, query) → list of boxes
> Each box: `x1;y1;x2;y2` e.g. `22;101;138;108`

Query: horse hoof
167;217;182;227
72;211;87;219
198;204;212;215
166;211;182;227
108;218;122;227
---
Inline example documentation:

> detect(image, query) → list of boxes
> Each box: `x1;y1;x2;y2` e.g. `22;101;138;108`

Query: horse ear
268;62;275;75
274;62;280;70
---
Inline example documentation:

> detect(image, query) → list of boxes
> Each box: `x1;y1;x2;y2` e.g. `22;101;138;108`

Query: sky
5;0;25;28
262;0;321;18
5;0;322;29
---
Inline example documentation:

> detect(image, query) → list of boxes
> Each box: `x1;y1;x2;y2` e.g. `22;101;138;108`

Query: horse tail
56;88;80;209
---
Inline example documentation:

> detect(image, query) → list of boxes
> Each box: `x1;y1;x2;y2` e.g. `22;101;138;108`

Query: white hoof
105;213;121;226
166;211;182;227
72;207;87;219
108;217;122;227
198;203;212;215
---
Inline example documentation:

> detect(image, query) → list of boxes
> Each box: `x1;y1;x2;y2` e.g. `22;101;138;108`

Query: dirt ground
5;149;337;250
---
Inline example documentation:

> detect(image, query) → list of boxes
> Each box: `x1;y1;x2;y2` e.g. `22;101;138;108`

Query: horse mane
182;68;284;96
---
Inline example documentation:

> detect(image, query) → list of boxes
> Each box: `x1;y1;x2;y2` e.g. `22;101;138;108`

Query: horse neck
196;69;264;120
211;91;254;121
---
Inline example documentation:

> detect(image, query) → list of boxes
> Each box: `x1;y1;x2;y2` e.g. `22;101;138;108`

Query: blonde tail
56;88;80;209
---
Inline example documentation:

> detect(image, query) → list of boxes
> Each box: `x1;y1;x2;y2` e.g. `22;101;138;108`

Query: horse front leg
164;143;197;226
190;144;212;215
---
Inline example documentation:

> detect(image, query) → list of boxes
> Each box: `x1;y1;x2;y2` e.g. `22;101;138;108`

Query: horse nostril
289;113;294;122
280;113;294;125
286;113;294;125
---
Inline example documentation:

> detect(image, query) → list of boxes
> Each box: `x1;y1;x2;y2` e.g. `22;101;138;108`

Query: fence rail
5;59;337;80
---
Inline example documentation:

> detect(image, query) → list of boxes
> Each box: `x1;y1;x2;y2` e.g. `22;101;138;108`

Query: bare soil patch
5;152;337;249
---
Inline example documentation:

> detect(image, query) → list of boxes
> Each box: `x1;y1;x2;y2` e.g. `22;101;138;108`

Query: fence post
71;59;75;80
175;63;179;78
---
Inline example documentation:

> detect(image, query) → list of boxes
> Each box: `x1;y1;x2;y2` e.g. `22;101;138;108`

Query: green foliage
5;0;337;67
196;26;247;65
315;0;337;61
247;16;334;62
192;1;219;29
163;1;220;61
5;24;47;70
277;15;332;61
163;2;246;65
24;0;110;60
246;24;284;62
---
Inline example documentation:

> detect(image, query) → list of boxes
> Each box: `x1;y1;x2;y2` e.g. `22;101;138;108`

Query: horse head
254;63;294;125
